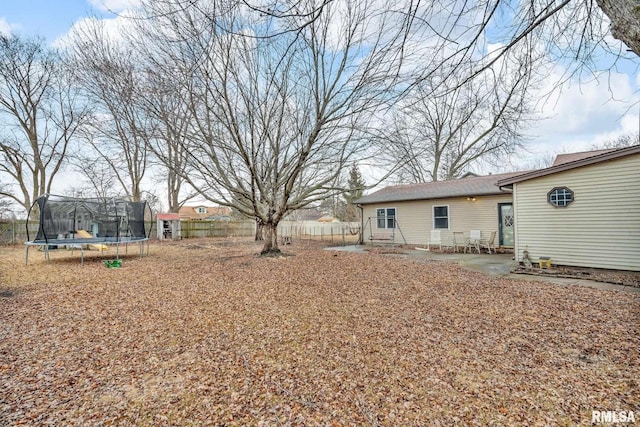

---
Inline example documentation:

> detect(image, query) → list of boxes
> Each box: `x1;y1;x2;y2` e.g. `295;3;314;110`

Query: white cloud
87;0;141;13
53;10;140;48
0;17;17;36
522;67;639;158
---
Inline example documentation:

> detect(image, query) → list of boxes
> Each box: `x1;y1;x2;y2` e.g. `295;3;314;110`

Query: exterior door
498;203;514;247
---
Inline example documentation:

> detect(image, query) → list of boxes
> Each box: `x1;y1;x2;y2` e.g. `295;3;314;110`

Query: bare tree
241;1;638;92
408;0;638;94
0;35;88;215
592;132;640;149
0;183;14;218
67;22;151;202
138;64;197;212
136;0;411;254
226;1;637;186
382;57;536;183
68;155;121;201
596;0;640;56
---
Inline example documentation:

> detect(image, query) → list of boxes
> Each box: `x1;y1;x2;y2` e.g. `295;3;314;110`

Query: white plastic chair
480;231;497;254
427;229;442;251
452;231;466;253
466;230;481;253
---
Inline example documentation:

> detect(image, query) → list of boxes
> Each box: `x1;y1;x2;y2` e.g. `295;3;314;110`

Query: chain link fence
277;221;360;245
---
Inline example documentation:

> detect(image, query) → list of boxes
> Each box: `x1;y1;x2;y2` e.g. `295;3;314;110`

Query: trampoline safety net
27;194;152;243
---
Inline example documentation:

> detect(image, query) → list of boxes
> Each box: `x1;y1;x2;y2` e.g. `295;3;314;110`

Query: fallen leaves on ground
0;239;638;426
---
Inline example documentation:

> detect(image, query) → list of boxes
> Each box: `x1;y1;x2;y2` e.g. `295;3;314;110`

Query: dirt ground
1;238;638;425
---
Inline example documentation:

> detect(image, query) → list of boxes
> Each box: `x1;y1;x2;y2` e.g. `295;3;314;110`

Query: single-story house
356;172;524;247
498;145;640;272
178;205;232;221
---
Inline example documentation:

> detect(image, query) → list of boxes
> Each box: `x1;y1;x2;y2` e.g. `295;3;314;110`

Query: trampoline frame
25;237;150;265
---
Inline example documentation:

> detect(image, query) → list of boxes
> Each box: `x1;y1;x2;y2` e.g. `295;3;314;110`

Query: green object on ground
103;259;122;268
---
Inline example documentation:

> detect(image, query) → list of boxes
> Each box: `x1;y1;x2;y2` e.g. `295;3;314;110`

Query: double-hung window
376;208;396;229
433;205;449;229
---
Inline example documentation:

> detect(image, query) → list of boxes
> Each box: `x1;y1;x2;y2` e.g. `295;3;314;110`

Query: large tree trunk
260;222;280;256
597;0;640;56
255;218;264;241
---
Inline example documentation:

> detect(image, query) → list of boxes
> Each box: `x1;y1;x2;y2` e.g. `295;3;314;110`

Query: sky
0;0;118;39
1;0;639;191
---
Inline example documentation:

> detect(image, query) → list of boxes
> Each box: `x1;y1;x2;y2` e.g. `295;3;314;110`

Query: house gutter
357;203;363;245
356;189;513;206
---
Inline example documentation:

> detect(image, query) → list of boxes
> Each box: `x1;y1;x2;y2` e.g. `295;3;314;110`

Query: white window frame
433;205;450;230
376;207;396;229
196;207;207;214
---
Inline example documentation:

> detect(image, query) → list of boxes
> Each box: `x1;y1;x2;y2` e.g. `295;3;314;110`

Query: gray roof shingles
356;171;524;205
552;148;617;166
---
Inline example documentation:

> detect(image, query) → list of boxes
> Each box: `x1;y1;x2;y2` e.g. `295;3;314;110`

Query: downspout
357;204;363;245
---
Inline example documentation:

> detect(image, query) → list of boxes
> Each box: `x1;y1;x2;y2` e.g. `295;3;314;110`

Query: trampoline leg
25;246;29;265
116;244;120;260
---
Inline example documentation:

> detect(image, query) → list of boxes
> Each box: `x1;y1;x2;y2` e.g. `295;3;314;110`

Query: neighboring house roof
552;148;617;166
157;213;180;221
355;171;523;205
178;205;232;220
286;207;327;221
498;145;640;187
317;215;340;223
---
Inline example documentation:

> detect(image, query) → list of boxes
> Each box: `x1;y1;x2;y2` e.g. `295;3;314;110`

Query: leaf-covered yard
1;239;638;425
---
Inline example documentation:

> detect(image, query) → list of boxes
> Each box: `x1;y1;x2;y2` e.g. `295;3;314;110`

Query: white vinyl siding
362;194;511;245
513;154;640;271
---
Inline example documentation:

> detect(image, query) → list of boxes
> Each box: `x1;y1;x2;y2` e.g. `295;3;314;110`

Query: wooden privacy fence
179;220;256;239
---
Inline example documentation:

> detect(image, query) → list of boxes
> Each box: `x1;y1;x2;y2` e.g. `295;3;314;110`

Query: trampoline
25;194;153;265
